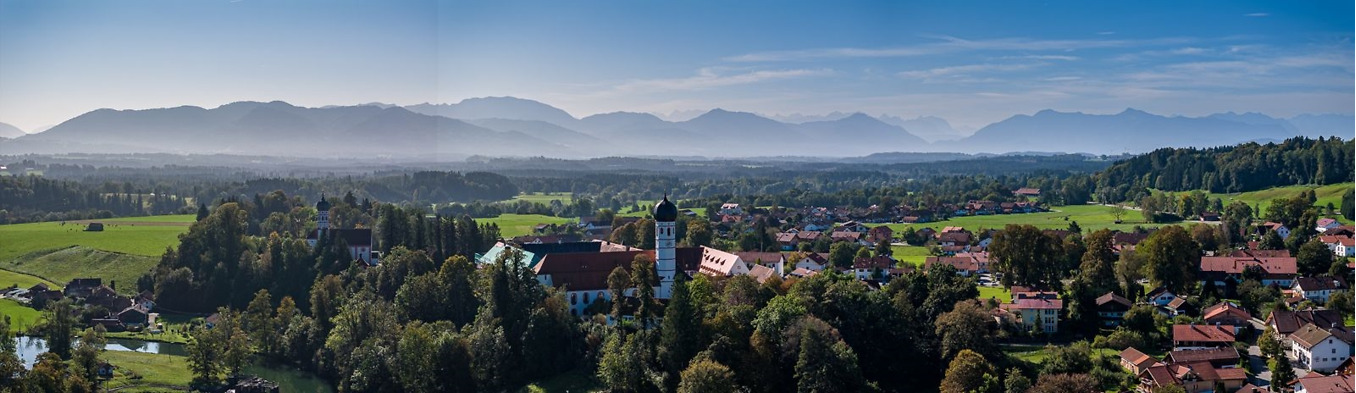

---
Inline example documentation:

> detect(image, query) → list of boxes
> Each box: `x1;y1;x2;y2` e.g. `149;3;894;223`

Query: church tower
653;195;678;299
316;195;331;231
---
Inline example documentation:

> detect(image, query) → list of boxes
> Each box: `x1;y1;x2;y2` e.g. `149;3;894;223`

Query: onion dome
653;195;678;222
315;195;331;212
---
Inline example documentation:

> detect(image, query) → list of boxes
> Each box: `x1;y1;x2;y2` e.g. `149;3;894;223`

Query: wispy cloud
1003;55;1080;61
726;35;1196;62
898;63;1040;79
610;67;832;93
1245;13;1269;17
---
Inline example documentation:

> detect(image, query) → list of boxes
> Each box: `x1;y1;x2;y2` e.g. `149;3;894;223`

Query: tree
1041;341;1093;375
1259;327;1282;358
940;349;991;393
41;299;76;359
196;203;210;221
678;359;736;393
1026;373;1099;393
793;326;864;393
875;237;892;257
1327;291;1353;317
1003;367;1031;393
1109;205;1127;223
1297;239;1335;277
597;331;655;392
828;242;856;270
989;224;1064;289
661;275;702;386
934;300;996;360
1079;229;1119;294
631;254;658;325
607;266;631;321
1139;225;1200;294
1269;355;1296;386
1343;188;1354;221
71;327;105;383
685;219;713;247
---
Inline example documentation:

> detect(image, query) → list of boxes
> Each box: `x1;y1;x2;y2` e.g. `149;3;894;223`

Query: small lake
14;336;333;393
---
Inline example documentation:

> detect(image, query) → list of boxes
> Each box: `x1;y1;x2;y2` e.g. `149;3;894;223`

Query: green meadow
1205;182;1353;223
481;214;577;238
0;268;58;289
508;192;575;205
869;204;1158;235
101;351;193;392
0;298;43;332
0;215;193;294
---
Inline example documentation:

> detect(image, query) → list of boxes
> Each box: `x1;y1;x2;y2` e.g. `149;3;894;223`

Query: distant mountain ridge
3;97;1350;158
0;122;25;139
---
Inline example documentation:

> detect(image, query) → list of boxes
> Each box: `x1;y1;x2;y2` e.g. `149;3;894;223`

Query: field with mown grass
977;286;1012;303
869;204;1158;235
890;245;932;267
0;298;42;332
481;214;577;239
1204;182;1353;223
0;215;193;294
101;351;193;392
0;268;58;289
507;192;575;205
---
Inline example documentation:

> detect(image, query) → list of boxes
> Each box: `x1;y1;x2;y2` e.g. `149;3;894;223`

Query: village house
866;225;893;243
1159;297;1193;318
1095;292;1133;327
1294;276;1349;303
1165;347;1241;369
1145;287;1179;307
1269;309;1346;342
1172;324;1236;350
924;252;991;276
999;290;1061;334
1198;255;1298;287
1137;361;1247;393
1120;347;1163;376
792;252;830;272
1201;302;1252;335
847;256;895;281
1291;323;1355;373
63;278;103;298
1318;218;1343;232
1262;222;1293;239
1291;372;1354;393
719;203;743;216
1321;235;1355;258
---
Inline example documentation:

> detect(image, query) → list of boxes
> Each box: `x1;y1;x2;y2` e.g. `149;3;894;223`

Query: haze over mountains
1;97;1349;160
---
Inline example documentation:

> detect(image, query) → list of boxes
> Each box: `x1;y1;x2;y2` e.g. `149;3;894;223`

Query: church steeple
316;195;331;231
654;193;677;299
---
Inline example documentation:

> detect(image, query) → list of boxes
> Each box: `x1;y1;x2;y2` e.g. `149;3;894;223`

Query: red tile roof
1199;256;1297;275
1172;324;1236;344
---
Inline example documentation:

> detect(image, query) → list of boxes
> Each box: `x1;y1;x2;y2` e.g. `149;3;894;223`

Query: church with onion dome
306;195;378;266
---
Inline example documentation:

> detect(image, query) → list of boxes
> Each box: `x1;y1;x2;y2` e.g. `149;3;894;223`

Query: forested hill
1096;137;1353;203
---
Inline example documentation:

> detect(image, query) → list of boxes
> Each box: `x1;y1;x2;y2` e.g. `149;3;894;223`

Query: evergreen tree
661;274;702;385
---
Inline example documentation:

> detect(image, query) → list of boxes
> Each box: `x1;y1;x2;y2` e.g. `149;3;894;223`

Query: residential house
1238;383;1272;393
1292;323;1355;373
775;232;800;251
117;304;151;329
1202;302;1252;335
1120;347;1163;375
1160;297;1193;317
1199;255;1299;287
1138;361;1247;393
1270;309;1347;340
719;203;743;216
734;252;786;275
1166;347;1241;369
1199;212;1221;222
1263;222;1292;239
1096;292;1133;327
1319;218;1343;233
1146;287;1178;307
830;231;863;244
1172;324;1236;350
848;256;895;281
1000;296;1061;334
1294;277;1348;303
1322;235;1355;258
789;267;819;278
1014;188;1041;197
63;278;103;298
924;252;991;276
867;226;894;243
1291;373;1354;393
747;264;779;284
837;221;868;233
794;253;830;272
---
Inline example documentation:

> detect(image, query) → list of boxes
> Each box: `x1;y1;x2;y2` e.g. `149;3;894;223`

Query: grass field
0;215;192;295
0;298;42;332
508;192;575;205
0;268;58;289
519;367;599;393
1205;182;1353;223
1002;344;1118;364
891;245;932;267
482;214;577;238
977;286;1012;303
869;204;1157;235
101;351;193;392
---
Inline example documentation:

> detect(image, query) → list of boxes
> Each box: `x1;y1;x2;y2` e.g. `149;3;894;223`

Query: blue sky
1;0;1351;132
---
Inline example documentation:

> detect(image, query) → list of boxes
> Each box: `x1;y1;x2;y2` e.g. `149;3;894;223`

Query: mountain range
2;97;1349;159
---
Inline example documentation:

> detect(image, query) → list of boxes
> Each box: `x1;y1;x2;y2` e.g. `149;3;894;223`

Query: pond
13;336;333;393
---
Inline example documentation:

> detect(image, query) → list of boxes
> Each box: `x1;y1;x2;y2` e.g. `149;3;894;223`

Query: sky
1;0;1352;133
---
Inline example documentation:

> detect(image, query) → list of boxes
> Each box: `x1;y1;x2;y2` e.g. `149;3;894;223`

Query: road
1245;317;1308;389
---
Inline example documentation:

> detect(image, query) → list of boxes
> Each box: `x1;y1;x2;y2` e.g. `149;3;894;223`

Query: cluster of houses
1;278;157;332
1118;304;1353;393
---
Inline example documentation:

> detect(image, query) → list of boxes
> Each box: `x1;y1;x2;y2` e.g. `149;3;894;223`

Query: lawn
1002;344;1119;364
0;298;43;332
0;215;192;294
508;192;575;205
977;286;1012;303
519;366;600;393
482;214;577;238
1205;182;1354;223
0;268;58;289
891;245;932;267
101;351;193;392
869;204;1159;235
